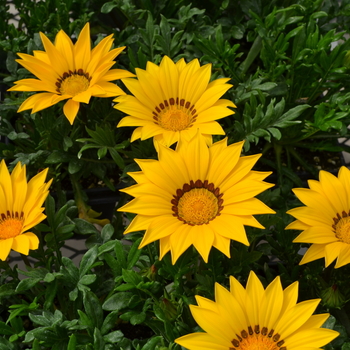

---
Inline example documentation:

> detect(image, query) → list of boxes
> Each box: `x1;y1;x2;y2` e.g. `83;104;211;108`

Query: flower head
115;55;235;147
8;23;134;124
287;166;350;268
0;160;52;260
118;132;274;264
175;271;338;350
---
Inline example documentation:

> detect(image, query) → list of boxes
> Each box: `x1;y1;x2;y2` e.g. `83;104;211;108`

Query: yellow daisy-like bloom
175;271;339;350
287;166;350;268
0;160;52;261
8;23;134;124
118;132;274;264
114;55;235;147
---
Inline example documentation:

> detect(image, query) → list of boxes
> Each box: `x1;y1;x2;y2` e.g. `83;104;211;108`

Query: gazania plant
2;0;350;349
8;23;134;124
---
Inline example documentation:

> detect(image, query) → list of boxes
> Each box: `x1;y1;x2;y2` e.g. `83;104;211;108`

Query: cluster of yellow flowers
4;22;348;350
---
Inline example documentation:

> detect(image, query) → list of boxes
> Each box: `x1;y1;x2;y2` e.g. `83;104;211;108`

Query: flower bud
321;285;346;309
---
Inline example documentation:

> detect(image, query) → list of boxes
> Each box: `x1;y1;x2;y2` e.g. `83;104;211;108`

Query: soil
118;323;154;340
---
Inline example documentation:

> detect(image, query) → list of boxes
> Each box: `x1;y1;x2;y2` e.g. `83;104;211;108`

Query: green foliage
1;0;350;349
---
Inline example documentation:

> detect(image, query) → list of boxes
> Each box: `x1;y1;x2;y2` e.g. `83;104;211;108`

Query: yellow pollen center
152;98;198;131
0;216;23;240
177;188;218;225
335;216;350;244
159;108;191;131
59;74;90;96
231;327;286;350
235;335;280;350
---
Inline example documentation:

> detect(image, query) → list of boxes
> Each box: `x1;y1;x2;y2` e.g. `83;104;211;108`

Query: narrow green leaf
94;328;105;350
83;291;103;329
101;1;118;14
79;245;98;278
67;334;77;350
103;330;124;343
115;240;127;269
101;311;120;335
102;292;133;311
15;278;41;292
127;238;142;269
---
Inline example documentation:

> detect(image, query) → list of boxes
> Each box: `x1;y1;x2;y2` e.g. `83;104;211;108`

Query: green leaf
79;274;96;285
97;147;108;159
56;224;75;236
102;292;133;311
67;334;77;350
122;269;142;286
115;240;127;269
15;278;41;292
78;310;92;328
98;240;116;255
103;330;124;343
45;195;56;228
101;311;120;335
83;291;103;329
44;280;58;309
130;312;146;325
45;150;71;164
0;283;16;298
274;104;310;128
94;328;105;350
127;238;142;269
74;218;99;235
68;159;83;174
109;147;125;168
0;322;14;335
6;52;17;74
101;224;114;242
101;1;118;14
141;336;163;350
79;245;98;278
0;337;16;350
62;257;79;282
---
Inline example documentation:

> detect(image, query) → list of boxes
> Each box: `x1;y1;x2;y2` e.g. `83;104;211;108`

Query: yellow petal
299;244;325;265
124;214;153;234
335;243;350;268
215;283;248;333
324;241;343;267
169;224;196;264
260;276;283;330
0;238;13;261
54;30;75;70
12;234;30;255
175;333;229;350
24;232;39;250
286;328;339;348
211;214;249;245
293;226;338;244
74;23;91;71
139;215;183;248
189;305;233;344
274;299;320;338
245;271;265;327
63;99;80;124
192;224;214;263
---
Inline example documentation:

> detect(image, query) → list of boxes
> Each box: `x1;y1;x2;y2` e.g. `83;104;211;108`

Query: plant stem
20;254;32;268
273;142;283;186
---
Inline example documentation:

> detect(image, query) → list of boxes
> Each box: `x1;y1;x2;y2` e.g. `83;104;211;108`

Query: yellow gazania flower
0;160;52;261
8;23;134;124
175;271;339;350
118;132;274;264
287;166;350;268
114;55;235;147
